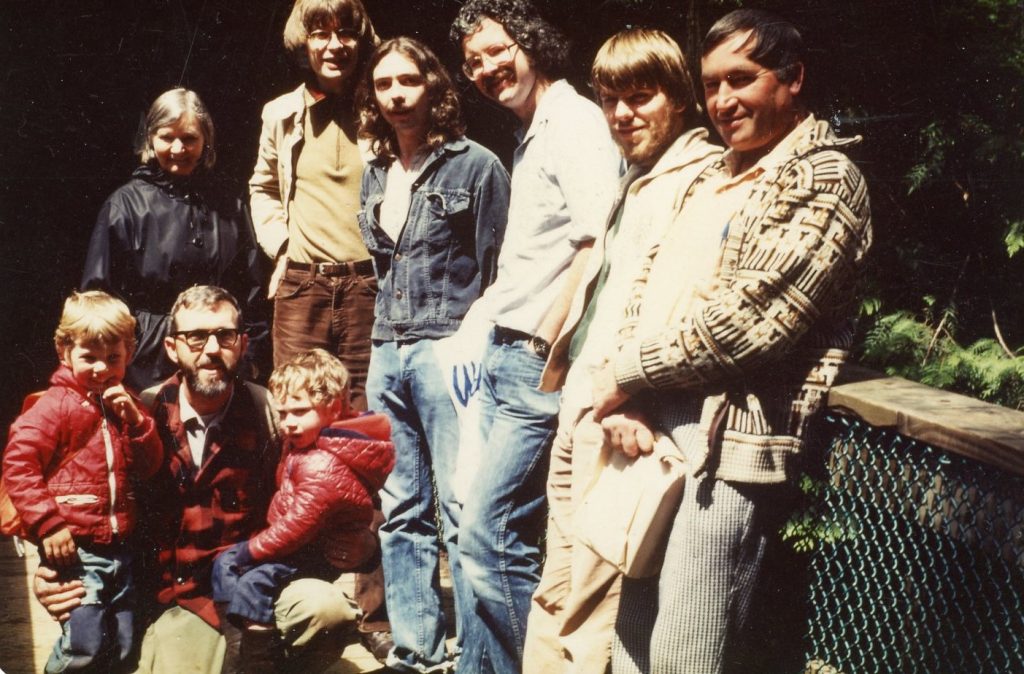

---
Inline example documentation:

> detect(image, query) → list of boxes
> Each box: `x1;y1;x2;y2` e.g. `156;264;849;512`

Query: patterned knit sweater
612;117;872;483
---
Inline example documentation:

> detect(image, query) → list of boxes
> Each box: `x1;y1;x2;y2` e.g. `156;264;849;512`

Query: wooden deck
0;537;413;674
0;537;59;674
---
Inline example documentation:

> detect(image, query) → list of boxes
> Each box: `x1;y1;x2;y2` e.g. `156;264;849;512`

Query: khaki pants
133;577;358;673
524;411;623;674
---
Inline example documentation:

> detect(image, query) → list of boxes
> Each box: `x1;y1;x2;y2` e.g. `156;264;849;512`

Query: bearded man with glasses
32;286;364;673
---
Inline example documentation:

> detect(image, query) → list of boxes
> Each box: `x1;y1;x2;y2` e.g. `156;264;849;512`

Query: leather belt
286;259;375;277
493;325;533;344
493;325;552;358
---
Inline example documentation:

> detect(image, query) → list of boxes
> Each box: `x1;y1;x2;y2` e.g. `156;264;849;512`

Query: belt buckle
317;262;343;276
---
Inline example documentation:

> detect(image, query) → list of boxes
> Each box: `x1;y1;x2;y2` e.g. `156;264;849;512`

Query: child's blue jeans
212;542;335;626
45;542;135;673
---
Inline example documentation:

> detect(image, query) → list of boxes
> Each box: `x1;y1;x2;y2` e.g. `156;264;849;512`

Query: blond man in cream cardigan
524;28;721;674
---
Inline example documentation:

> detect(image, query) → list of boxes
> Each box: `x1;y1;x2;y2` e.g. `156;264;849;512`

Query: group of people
3;0;872;673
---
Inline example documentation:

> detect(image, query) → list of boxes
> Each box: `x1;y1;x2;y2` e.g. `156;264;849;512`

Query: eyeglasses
308;28;359;48
172;328;240;351
462;43;519;79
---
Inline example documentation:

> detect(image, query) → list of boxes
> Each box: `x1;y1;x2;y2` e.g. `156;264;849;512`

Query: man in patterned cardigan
597;10;873;674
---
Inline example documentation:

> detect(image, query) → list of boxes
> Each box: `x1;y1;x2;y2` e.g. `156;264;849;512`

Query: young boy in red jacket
3;290;163;672
212;348;395;672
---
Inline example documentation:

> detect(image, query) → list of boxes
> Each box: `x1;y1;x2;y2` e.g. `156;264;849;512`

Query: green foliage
859;296;882;318
861;311;937;381
781;474;860;553
860;311;1024;410
842;0;1024;405
1005;220;1024;258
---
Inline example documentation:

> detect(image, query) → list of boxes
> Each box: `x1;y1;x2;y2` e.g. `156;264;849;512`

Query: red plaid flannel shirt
138;376;279;628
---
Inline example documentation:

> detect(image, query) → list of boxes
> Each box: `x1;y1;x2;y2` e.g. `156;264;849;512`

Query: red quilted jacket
2;365;162;543
247;412;394;569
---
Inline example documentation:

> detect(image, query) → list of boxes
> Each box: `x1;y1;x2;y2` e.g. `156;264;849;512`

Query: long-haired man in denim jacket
356;36;510;674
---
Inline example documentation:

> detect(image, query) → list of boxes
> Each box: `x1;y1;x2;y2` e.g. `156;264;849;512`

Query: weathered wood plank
827;374;1024;476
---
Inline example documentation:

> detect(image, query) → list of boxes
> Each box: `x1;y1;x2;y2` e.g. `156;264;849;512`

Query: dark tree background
1;0;1021;434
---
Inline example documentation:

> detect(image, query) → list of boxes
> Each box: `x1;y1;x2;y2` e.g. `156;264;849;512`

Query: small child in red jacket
212;348;395;673
3;290;163;673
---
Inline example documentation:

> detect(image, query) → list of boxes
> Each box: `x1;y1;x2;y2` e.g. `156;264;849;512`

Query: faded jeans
369;339;471;672
458;330;559;674
46;543;135;673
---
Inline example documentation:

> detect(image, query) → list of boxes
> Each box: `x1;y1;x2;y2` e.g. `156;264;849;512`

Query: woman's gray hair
137;88;216;169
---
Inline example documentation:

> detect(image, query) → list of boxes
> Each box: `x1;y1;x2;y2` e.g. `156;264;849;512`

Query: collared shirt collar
303;83;330;107
367;137;471;186
178;383;232;469
721;114;816;187
517;79;574;145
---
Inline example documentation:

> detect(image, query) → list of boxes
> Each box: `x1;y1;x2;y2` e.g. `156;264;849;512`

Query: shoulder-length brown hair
282;0;378;86
357;37;466;162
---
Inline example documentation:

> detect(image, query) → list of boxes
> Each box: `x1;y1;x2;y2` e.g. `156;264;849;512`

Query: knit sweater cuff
613;342;651;395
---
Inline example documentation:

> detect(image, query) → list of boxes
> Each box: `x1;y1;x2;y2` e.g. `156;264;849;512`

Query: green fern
860;312;1024;409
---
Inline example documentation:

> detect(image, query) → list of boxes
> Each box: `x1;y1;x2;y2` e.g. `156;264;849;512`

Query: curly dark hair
357;37;466;161
450;0;569;80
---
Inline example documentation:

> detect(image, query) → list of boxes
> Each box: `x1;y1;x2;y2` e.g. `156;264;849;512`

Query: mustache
482;66;514;84
196;355;226;369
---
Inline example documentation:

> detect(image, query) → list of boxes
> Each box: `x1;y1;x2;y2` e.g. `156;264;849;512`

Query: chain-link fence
802;413;1024;674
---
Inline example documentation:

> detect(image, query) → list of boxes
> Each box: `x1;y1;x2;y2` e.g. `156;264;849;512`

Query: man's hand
33;565;85;623
42;527;77;568
599;410;655;458
591;362;630;420
103;384;143;427
268;255;288;299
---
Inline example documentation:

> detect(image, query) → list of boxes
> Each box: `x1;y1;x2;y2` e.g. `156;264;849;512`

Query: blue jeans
368;339;470;672
458;330;559;674
211;543;335;626
45;543;135;673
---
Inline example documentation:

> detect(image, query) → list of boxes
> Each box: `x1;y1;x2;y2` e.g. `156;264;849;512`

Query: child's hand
42;527;77;568
103;385;143;427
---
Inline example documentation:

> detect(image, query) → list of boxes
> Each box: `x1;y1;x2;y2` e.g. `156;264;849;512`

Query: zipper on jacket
98;399;119;536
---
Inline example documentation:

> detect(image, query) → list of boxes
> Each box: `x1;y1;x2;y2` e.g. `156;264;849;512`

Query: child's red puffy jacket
247;412;395;569
2;365;163;544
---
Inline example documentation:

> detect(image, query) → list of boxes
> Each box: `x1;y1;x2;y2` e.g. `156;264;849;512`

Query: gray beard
184;366;232;399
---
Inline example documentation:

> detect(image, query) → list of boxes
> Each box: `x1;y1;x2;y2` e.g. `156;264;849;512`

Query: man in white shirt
450;1;622;672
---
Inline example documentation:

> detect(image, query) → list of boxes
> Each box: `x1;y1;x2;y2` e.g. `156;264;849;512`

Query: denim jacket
358;138;510;342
